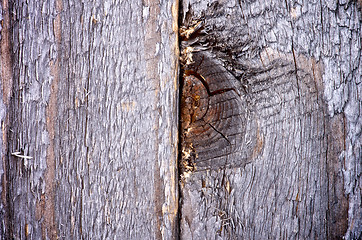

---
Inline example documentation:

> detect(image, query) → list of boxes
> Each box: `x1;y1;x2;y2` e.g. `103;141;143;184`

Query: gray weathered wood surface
0;0;179;239
179;0;361;239
0;0;361;239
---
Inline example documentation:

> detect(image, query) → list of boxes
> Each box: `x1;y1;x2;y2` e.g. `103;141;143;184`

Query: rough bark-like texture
0;0;13;237
0;0;179;239
179;0;361;239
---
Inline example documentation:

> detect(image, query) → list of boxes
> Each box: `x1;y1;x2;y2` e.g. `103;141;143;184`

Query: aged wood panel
179;0;361;239
0;0;13;236
0;0;179;239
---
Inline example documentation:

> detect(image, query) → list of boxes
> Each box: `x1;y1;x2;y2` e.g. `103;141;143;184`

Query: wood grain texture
0;0;179;239
180;50;257;172
179;1;361;239
0;0;13;237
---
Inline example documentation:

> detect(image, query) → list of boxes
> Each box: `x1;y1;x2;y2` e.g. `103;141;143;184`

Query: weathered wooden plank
179;0;361;239
0;0;179;239
0;0;13;237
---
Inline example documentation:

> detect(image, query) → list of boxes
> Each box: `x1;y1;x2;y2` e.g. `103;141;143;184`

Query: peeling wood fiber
0;0;13;238
0;0;179;239
178;0;361;239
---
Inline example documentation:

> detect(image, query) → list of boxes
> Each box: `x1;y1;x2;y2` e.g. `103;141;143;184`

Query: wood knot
180;51;255;172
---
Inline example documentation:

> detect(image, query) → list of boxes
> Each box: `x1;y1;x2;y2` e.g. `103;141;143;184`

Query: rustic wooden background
178;1;361;239
0;0;179;239
0;0;360;239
